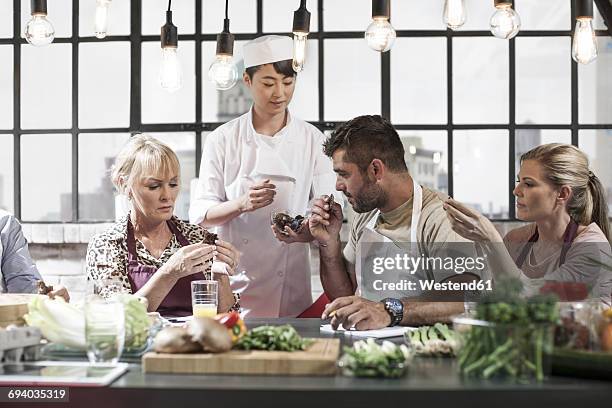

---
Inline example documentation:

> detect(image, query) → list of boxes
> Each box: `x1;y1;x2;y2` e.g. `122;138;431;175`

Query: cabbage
115;294;151;351
23;296;86;350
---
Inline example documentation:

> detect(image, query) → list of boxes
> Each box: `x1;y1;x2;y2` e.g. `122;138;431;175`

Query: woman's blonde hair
110;134;180;194
520;143;610;242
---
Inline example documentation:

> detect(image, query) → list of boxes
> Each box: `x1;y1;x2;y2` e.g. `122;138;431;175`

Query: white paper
320;324;416;339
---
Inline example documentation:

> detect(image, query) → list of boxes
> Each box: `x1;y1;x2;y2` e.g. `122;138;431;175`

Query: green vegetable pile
406;323;459;357
457;278;559;381
235;325;313;351
339;338;413;378
115;294;151;351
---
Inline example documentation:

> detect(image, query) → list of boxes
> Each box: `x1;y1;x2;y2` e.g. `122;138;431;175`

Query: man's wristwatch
381;298;404;327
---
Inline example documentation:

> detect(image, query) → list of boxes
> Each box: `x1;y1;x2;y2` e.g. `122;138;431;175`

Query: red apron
126;219;205;317
515;220;587;301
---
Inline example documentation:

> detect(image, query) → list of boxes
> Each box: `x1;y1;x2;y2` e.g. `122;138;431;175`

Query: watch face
387;299;403;315
383;298;403;317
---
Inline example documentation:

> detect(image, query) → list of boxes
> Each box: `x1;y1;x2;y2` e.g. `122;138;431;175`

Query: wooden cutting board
0;294;39;328
142;338;340;376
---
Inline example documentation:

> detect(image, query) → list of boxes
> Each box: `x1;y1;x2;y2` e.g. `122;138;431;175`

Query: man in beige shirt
308;115;485;330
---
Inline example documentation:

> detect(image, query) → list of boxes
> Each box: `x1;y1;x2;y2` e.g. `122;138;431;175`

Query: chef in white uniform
189;35;338;318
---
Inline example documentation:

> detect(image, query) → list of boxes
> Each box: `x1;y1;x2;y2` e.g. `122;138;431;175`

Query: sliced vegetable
405;323;459;357
235;325;312;351
338;338;413;378
214;312;247;344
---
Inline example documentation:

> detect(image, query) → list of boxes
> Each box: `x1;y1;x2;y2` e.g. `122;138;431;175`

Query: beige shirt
504;222;612;304
343;186;483;283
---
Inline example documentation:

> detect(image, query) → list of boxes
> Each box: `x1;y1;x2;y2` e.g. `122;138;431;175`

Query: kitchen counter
8;318;612;408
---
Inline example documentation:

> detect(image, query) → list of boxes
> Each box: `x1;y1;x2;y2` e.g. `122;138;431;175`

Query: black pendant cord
167;0;172;12
217;0;234;55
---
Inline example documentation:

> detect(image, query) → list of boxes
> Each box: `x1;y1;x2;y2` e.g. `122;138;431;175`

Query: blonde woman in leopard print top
85;135;240;316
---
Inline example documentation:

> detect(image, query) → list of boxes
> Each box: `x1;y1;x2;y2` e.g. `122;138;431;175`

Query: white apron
356;180;430;300
222;133;312;318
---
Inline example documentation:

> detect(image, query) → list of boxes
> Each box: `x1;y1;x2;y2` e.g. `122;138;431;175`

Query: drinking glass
85;297;125;364
191;280;218;318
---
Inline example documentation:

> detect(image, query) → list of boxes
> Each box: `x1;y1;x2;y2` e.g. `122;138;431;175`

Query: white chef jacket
189;108;338;318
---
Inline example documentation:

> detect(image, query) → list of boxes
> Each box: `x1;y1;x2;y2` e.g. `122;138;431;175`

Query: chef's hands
443;198;503;243
239;179;276;213
161;243;216;281
271;221;314;244
322;296;391;330
309;195;343;246
212;239;241;275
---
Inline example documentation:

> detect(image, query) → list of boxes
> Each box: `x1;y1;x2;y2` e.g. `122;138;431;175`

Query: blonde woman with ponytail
444;143;612;305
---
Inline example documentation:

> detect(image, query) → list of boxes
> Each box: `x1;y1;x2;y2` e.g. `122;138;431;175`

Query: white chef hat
243;35;293;69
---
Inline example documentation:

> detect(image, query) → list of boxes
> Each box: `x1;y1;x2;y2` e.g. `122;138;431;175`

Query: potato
187;317;233;353
153;327;202;353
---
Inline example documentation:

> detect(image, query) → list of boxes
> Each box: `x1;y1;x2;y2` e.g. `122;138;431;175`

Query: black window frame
2;0;611;223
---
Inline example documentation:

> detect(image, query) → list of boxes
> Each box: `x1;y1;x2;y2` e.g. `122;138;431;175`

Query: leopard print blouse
85;215;240;310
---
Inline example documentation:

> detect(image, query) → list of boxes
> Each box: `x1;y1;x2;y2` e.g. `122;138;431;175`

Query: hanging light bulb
292;0;311;72
94;0;112;39
490;0;520;39
572;0;598;64
443;0;466;30
159;1;182;92
365;0;396;52
208;1;238;91
25;0;55;47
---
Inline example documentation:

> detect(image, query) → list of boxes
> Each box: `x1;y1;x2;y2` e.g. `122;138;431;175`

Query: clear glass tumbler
191;280;218;318
85;297;125;364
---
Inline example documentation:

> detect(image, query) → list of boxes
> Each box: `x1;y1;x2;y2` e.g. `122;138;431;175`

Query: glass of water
85;297;125;364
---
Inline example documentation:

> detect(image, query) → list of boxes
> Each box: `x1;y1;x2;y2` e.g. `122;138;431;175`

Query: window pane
264;0;318;33
579;129;612;214
202;40;250;122
516;0;570;30
391;0;445;30
453;0;492;31
0;46;13;129
324;39;380;121
0;1;12;38
79;42;130;128
289;40;318;121
142;41;195;124
21;0;71;38
0;135;13;213
516;37;571;124
78;133;130;221
21;134;71;221
579;37;612;124
79;0;130;37
399;131;448;194
146;132;196;221
143;0;194;35
203;0;256;34
515;129;571;178
323;0;370;31
391;38;446;124
21;44;72;129
453;38;508;124
594;4;607;30
453;130;509;218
